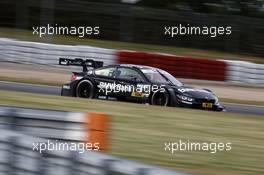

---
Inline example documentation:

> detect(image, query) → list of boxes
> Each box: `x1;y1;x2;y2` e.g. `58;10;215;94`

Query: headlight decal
177;94;194;102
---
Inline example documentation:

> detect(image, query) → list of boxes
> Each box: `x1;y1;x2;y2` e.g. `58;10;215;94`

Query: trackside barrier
0;106;189;175
85;112;110;151
0;106;110;151
224;60;264;85
117;51;227;81
0;37;116;66
1;37;263;85
0;130;189;175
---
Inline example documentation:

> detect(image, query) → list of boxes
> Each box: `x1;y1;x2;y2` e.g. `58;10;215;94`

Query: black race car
59;58;224;111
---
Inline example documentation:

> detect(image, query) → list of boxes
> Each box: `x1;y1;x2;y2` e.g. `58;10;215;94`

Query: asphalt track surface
0;81;263;116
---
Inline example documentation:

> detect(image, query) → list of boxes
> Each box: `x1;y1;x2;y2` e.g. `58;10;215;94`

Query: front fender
167;88;178;106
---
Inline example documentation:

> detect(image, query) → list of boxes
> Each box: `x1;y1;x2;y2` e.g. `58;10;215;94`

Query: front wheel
151;90;169;106
76;79;95;98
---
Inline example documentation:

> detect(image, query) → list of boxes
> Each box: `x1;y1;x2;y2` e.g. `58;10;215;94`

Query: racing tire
76;79;95;98
151;90;169;106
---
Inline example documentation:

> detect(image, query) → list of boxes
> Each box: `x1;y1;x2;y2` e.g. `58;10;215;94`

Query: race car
59;58;224;111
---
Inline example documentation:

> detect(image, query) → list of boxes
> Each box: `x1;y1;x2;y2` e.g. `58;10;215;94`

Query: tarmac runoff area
0;62;263;115
0;80;263;116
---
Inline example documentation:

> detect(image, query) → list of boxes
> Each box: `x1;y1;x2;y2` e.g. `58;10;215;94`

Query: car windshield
158;69;183;87
141;68;183;86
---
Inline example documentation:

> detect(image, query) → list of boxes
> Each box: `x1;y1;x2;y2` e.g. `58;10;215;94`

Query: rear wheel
76;79;95;98
151;90;169;106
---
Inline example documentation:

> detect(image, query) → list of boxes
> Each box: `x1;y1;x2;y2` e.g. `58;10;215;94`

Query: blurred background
0;1;264;175
0;0;264;56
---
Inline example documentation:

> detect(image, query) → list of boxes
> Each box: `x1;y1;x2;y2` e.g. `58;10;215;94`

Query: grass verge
1;27;264;64
0;90;263;175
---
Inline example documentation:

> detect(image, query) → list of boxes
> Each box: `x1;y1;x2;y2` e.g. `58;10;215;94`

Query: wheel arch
75;78;96;98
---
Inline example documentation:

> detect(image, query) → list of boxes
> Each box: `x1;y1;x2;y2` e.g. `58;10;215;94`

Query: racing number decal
202;102;213;108
131;91;145;97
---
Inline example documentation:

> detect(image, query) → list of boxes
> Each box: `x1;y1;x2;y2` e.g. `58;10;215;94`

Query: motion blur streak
0;81;263;116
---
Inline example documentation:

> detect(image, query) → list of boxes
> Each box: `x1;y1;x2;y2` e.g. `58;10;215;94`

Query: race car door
93;66;117;97
115;67;148;102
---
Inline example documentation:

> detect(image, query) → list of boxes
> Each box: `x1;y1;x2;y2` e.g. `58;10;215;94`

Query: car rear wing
59;58;103;72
